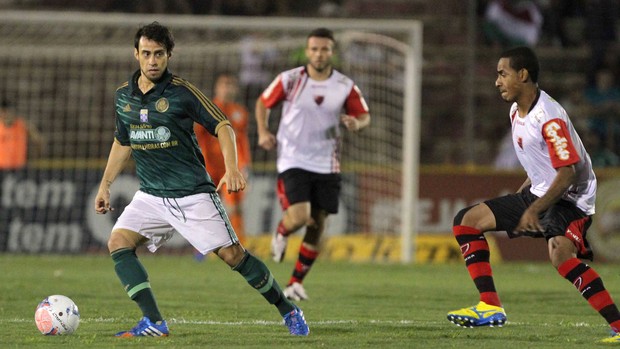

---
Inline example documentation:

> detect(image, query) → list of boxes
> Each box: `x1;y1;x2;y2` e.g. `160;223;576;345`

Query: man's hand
258;130;277;150
514;208;544;235
340;114;360;131
218;168;247;193
94;187;113;214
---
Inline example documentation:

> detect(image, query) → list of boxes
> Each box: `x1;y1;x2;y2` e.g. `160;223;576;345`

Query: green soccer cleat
447;301;507;328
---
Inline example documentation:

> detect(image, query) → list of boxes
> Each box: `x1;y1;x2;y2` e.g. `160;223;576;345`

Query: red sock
289;244;319;285
454;225;501;307
558;258;620;332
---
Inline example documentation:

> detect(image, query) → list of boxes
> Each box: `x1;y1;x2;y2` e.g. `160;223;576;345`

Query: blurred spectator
482;0;543;48
194;73;251;244
0;99;43;170
582;127;620;167
583;67;620;153
239;33;278;110
584;0;618;86
561;83;620;167
538;0;583;47
560;82;592;133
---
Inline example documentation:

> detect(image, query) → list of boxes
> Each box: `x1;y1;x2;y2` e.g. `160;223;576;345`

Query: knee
548;236;577;269
453;205;475;226
218;244;246;268
286;212;311;230
107;230;138;253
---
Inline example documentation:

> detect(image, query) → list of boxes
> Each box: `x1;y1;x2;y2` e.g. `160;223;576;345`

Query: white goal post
0;11;422;263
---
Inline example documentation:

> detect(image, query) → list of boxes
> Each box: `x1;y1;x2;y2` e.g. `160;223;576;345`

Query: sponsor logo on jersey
130;126;171;142
140;109;148;123
155;97;169;113
517;137;523;150
314;95;324;105
123;104;132;112
544;121;570;160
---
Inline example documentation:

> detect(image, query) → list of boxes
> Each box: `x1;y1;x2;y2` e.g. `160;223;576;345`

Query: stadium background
1;0;619;263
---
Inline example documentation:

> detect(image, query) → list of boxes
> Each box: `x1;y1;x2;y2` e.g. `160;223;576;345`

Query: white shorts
113;190;238;254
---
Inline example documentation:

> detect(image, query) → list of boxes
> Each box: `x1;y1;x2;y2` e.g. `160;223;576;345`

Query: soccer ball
34;295;80;335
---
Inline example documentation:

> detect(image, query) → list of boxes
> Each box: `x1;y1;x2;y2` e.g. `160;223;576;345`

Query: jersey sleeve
542;118;580;168
183;84;230;136
260;74;287;109
113;92;130;146
344;84;369;117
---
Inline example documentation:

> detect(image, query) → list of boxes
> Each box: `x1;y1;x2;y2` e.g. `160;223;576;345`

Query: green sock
111;248;163;322
233;251;295;316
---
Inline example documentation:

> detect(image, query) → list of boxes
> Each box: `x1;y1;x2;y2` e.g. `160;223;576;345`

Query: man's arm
516;177;531;193
255;98;276;150
216;124;247;193
94;140;132;214
515;165;576;233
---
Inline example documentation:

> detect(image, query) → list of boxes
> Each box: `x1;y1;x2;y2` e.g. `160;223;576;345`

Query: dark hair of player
134;21;175;55
500;46;540;83
307;27;336;44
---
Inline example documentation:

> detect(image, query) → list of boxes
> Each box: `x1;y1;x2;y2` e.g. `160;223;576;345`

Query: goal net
0;11;422;262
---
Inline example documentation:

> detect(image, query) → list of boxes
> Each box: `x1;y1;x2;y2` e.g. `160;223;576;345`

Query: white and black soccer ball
34;295;80;335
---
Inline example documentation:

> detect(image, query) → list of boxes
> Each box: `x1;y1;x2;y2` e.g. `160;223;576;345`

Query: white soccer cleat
284;282;309;301
271;231;288;263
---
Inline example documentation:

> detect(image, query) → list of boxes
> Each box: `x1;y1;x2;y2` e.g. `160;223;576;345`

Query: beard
310;61;331;73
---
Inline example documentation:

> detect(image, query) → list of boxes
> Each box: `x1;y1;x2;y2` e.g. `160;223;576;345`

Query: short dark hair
500;46;540;83
134;21;175;54
307;27;335;44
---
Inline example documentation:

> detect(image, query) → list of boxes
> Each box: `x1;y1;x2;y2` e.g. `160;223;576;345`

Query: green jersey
114;69;230;198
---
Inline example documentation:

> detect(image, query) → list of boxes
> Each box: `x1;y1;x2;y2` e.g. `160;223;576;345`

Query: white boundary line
0;317;605;329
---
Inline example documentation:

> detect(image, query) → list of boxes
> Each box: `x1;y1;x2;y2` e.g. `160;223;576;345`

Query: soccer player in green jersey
94;21;309;337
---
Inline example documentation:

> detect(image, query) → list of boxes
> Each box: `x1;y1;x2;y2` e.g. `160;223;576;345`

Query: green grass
1;254;620;348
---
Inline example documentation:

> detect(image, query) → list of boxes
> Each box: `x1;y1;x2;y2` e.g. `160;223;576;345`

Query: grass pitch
1;253;619;348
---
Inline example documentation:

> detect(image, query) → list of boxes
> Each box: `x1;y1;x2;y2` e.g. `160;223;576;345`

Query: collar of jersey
128;69;173;96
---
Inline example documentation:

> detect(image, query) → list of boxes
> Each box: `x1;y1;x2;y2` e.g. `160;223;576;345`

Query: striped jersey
510;89;596;214
114;69;230;197
260;66;369;174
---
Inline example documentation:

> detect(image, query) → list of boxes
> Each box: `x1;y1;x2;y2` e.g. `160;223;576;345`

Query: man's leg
218;244;309;336
447;204;506;327
551;236;620;335
272;202;311;262
109;229;168;337
284;208;327;301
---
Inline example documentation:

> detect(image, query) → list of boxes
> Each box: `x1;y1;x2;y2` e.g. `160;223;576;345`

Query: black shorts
484;186;593;260
277;168;341;214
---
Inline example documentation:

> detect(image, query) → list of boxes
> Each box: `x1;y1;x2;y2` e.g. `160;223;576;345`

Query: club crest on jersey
314;95;324;105
156;97;169;113
140;109;148;123
517;137;523;150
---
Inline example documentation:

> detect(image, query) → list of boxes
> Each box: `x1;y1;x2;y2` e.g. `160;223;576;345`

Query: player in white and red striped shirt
256;27;370;301
447;46;620;344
